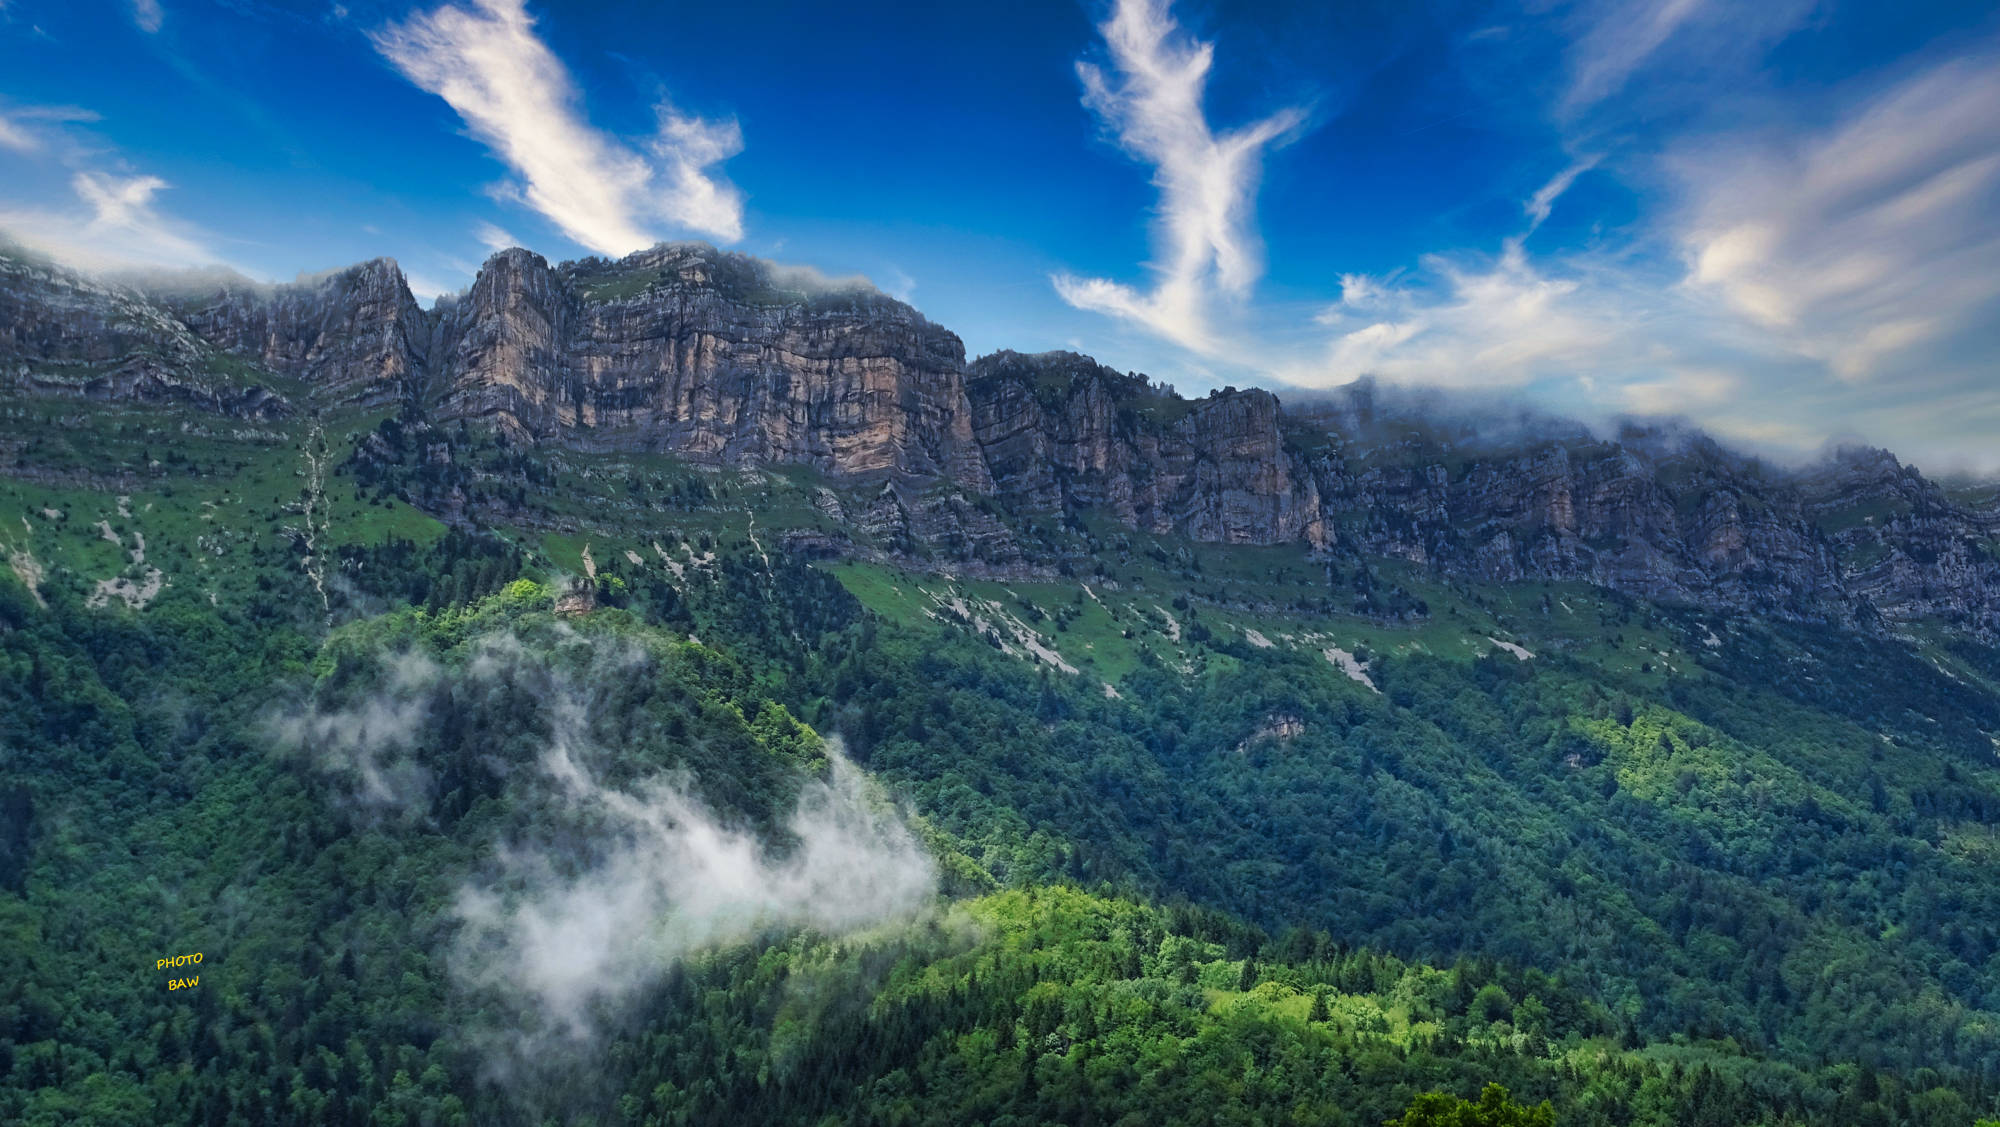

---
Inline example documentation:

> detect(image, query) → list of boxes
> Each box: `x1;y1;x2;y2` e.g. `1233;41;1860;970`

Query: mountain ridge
3;239;1996;638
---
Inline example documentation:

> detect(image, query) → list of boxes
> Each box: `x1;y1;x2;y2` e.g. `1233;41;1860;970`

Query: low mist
275;625;938;1081
452;726;934;1050
271;647;442;812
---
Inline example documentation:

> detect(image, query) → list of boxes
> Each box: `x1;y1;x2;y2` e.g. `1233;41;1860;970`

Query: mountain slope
5;239;2000;1124
4;566;1994;1126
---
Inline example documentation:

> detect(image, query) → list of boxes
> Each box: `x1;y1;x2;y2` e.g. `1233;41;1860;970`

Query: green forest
6;410;2000;1126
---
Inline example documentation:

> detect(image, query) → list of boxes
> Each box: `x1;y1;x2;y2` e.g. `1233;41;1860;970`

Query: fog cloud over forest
275;626;937;1078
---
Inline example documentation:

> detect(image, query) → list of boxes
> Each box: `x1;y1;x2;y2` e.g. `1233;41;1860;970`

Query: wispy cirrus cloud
373;0;745;256
1308;240;1643;392
130;0;164;34
1674;53;2000;385
0;101;229;273
1522;155;1599;233
1553;0;1817;124
1262;2;2000;468
1559;0;1706;113
1052;0;1306;354
473;220;519;253
0;104;101;153
0;116;32;154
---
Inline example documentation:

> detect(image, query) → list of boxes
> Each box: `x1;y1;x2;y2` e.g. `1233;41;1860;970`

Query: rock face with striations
1799;447;2000;629
1289;403;1998;634
0;248;290;418
967;350;1324;546
431;244;993;487
161;257;431;409
1304;423;1847;612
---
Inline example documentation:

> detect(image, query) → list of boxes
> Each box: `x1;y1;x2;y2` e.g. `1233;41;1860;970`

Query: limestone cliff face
1298;414;1995;633
1800;448;2000;630
0;249;289;418
427;248;569;437
1362;437;1842;608
966;351;1324;546
165;257;431;409
2;240;1995;636
431;245;992;487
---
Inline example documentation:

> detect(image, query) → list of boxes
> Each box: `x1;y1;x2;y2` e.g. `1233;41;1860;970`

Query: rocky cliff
967;351;1324;547
161;257;431;410
428;245;992;486
1285;406;2000;634
0;248;290;418
2;240;1995;636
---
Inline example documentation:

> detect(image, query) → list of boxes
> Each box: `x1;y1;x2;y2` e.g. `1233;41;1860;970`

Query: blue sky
2;0;1998;471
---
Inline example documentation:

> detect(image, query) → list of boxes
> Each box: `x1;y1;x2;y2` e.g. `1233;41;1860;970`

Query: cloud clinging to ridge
373;0;745;255
455;732;935;1047
0;170;221;272
473;220;519;253
1053;0;1306;354
278;628;938;1074
1310;241;1627;392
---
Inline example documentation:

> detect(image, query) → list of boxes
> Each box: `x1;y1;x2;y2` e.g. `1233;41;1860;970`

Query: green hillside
4;399;2000;1124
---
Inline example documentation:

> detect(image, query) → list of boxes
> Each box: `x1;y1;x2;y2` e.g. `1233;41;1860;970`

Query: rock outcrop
1293;414;1999;634
431;245;993;487
967;350;1323;546
0;249;290;418
160;257;431;409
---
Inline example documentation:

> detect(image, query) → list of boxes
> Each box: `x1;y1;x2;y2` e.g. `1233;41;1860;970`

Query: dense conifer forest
8;492;2000;1124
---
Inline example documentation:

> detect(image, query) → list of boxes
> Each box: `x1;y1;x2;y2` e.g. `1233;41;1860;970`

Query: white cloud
1553;0;1821;125
1053;0;1306;354
1305;241;1637;390
271;648;441;808
0;103;227;274
1272;29;2000;470
473;220;519;253
0;115;33;153
0;104;102;153
1523;155;1599;233
1561;0;1705;112
648;105;744;245
0;170;221;272
131;0;163;34
75;172;164;228
404;273;464;303
455;735;934;1045
1619;366;1737;414
283;629;936;1070
1674;53;2000;384
373;0;744;256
